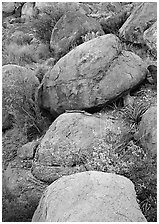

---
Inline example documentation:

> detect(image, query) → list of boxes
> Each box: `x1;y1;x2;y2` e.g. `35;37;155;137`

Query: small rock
143;22;157;56
17;140;40;160
147;65;157;85
137;106;157;156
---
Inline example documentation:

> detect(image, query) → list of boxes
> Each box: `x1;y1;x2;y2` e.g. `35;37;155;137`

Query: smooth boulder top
32;171;147;222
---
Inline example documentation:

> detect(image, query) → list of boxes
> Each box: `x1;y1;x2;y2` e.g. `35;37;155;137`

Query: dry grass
3;43;36;66
3;42;51;66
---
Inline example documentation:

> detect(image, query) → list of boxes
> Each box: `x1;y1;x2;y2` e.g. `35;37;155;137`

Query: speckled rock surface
32;171;147;222
32;112;130;183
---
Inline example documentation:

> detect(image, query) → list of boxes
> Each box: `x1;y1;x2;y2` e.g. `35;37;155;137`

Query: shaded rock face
2;65;39;130
147;65;157;85
3;157;48;206
143;22;157;55
119;2;157;44
32;112;130;183
50;11;104;59
99;10;129;34
138;106;157;156
38;34;147;117
32;171;147;222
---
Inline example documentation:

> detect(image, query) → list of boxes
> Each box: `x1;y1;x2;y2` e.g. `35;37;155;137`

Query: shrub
3;43;36;66
2;187;37;222
9;31;33;45
34;64;50;82
35;43;51;61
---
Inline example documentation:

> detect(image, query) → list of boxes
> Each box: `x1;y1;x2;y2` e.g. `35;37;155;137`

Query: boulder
147;65;157;85
99;10;129;34
2;2;24;18
21;2;38;21
119;2;157;44
2;65;39;130
143;22;157;55
37;34;147;117
32;171;147;222
2;112;14;131
137;106;157;156
2;2;16;15
35;2;90;17
32;112;130;183
50;11;104;59
3;157;48;206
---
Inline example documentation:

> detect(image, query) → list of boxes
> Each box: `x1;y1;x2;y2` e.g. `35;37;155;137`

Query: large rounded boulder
37;34;147;117
32;171;147;222
119;2;157;44
50;11;104;59
2;65;39;130
32;112;130;183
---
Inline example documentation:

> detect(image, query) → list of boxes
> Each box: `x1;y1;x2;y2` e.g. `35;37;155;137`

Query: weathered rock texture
35;2;90;16
32;112;130;183
2;64;39;130
3;157;48;206
17;140;40;160
143;22;157;55
119;2;157;44
50;11;104;59
138;106;157;156
38;34;147;117
32;171;147;222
